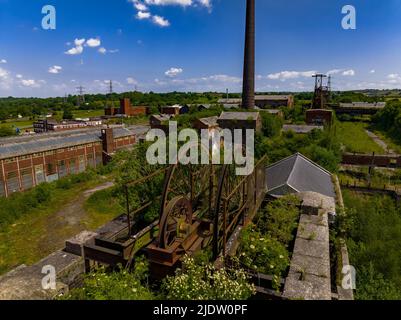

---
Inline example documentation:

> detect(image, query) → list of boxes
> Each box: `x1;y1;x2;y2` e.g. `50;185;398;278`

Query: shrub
238;227;289;289
162;256;255;300
255;195;300;246
61;258;155;300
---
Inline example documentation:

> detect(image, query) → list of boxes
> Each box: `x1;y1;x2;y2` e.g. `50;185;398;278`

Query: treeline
0;92;223;120
372;99;401;142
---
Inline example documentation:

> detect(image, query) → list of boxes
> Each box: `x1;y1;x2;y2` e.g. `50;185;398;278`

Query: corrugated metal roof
254;95;292;100
266;153;335;198
0;127;135;160
282;125;323;134
339;102;386;109
198;116;219;127
219;112;260;121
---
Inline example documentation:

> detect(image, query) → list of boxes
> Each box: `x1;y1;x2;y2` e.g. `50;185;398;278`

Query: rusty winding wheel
158;196;192;249
157;164;214;249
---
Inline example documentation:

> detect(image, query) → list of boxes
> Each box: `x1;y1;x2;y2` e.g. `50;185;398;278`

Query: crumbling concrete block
65;230;98;256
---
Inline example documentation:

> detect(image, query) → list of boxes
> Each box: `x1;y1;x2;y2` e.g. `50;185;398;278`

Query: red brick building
0;127;137;198
33;119;103;133
306;109;333;126
105;98;149;117
161;105;190;115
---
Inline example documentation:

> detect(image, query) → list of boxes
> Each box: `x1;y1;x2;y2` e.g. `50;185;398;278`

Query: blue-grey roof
266;153;335;198
0;127;136;160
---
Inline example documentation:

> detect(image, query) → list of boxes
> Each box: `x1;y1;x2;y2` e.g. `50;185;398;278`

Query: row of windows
1;153;103;196
3;144;102;164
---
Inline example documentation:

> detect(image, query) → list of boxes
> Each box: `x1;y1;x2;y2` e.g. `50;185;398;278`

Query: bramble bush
238;196;301;289
255;195;300;247
162;256;255;300
238;227;289;289
61;257;155;300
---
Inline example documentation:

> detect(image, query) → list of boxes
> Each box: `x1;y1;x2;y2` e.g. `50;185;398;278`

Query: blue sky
1;0;401;97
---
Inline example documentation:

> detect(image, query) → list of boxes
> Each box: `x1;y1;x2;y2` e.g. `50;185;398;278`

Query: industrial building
33;118;103;133
149;114;174;134
105;98;149;117
306;109;333;126
217;111;262;133
193;116;219;132
0;126;146;198
266;153;335;198
218;95;294;109
161;105;189;115
282;124;323;134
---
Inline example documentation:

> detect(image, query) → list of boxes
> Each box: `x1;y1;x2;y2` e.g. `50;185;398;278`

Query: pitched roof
151;114;174;122
266;153;335;198
0;127;135;160
254;95;292;101
282;124;323;134
198;116;219;127
339;102;386;109
219;111;260;121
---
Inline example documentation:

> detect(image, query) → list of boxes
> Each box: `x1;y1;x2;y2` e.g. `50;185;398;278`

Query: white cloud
132;0;148;11
387;73;399;79
165;67;183;77
74;38;86;46
48;65;62;74
152;15;170;27
0;59;7;64
0;67;12;89
109;49;119;53
131;0;211;27
137;11;151;19
16;74;23;79
98;47;107;54
65;45;84;55
370;69;376;74
267;70;316;81
342;69;355;76
326;69;343;75
20;79;44;88
144;0;192;6
86;38;101;47
127;77;138;85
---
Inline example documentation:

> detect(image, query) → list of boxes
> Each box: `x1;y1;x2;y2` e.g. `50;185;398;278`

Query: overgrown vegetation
238;195;300;289
0;170;99;231
341;190;401;300
372;99;401;146
335;121;384;154
62;257;155;300
256;126;342;173
109;142;165;228
162;256;255;300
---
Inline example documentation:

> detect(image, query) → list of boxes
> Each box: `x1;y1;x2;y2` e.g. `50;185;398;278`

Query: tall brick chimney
242;0;255;109
101;128;115;155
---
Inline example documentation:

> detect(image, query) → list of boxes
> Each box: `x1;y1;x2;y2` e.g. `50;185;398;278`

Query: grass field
0;176;120;275
336;122;384;154
0;119;34;130
371;129;401;154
